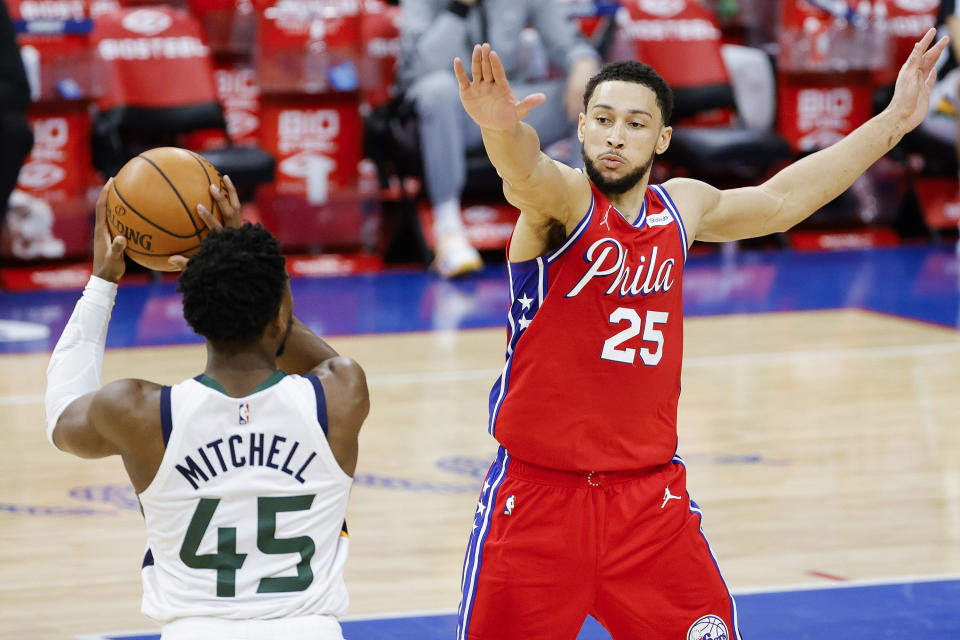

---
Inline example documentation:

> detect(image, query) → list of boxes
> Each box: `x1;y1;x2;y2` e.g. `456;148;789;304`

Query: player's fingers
926;64;938;91
110;235;127;257
224;175;241;211
490;50;509;85
197;203;224;231
208;183;236;226
94;177;112;231
922;36;950;68
454;57;470;89
915;27;937;54
480;43;494;84
517;92;547;116
167;255;189;271
471;44;482;84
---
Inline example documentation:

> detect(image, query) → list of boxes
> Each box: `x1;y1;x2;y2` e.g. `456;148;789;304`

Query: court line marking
11;341;960;407
72;573;960;638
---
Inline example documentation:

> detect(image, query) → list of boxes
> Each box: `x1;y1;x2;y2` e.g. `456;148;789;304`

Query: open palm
889;28;950;132
454;43;546;131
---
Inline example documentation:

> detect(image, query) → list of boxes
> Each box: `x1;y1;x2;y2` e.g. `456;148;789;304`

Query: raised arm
279;317;368;476
671;29;949;243
45;180;162;461
455;44;590;258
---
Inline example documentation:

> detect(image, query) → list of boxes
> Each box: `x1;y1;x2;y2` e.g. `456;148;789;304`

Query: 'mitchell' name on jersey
489;181;689;472
174;430;320;489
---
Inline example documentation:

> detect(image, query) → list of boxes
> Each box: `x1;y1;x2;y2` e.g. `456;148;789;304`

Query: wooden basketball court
3;308;960;638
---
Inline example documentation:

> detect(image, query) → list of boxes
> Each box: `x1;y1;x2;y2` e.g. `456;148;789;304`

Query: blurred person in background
398;0;600;278
921;0;960;187
0;0;34;235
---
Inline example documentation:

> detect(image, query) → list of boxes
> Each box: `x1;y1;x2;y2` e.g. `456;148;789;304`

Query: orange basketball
106;147;224;271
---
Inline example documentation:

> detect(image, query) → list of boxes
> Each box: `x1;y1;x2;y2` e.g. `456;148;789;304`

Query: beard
582;147;656;195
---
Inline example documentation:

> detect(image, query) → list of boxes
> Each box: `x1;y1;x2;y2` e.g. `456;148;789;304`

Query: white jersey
137;371;352;633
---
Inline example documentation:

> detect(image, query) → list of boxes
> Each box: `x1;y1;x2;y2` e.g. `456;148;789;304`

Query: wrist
876;108;908;147
84;275;119;308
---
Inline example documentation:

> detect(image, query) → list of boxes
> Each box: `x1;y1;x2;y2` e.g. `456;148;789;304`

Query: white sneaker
433;232;483;278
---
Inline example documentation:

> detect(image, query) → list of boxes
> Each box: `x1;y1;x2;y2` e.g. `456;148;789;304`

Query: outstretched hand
168;174;242;270
454;43;547;131
92;178;127;284
888;27;950;132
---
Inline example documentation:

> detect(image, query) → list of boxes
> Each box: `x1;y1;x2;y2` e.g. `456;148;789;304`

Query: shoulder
310;358;369;428
660;177;720;234
661;177;720;210
90;379;164;446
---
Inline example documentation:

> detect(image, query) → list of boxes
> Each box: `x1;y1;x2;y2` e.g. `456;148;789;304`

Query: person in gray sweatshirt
398;0;599;277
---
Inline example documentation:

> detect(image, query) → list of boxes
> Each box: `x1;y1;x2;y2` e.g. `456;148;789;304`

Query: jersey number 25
601;308;668;366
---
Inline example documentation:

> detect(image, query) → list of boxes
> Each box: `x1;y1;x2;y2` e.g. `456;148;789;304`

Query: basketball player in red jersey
454;29;949;640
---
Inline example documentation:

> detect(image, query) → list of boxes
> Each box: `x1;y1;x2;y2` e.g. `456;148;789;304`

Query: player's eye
596;115;609;124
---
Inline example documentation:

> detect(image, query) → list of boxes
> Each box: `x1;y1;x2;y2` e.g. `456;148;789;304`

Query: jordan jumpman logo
661;484;681;509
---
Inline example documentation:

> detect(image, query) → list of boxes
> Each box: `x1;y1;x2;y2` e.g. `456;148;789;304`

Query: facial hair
582;147;656;195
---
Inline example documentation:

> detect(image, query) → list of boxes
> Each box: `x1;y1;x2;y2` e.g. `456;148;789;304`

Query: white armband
43;276;118;448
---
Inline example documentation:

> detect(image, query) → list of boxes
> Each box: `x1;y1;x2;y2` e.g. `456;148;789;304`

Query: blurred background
3;3;960;639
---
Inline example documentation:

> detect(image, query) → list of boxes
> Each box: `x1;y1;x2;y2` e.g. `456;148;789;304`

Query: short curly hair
178;223;287;344
583;61;674;125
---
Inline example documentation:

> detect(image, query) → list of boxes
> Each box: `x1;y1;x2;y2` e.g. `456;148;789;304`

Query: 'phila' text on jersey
566;238;676;299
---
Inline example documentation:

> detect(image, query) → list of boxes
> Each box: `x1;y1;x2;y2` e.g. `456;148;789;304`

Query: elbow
758;185;793;234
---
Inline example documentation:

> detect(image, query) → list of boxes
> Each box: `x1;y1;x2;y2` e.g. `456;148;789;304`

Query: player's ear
655;126;672;155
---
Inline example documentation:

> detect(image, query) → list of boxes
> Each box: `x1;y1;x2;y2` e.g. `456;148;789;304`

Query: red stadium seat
90;5;273;190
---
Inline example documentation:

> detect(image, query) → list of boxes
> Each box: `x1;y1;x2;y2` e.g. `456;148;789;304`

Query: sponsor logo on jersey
239;402;250;424
566;238;676;298
504;494;515;515
687;614;728;640
645;211;673;227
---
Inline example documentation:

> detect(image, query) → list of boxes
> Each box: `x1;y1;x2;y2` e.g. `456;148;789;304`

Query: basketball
106;147;224;271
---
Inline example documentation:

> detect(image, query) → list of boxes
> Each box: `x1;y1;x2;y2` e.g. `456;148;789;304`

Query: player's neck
204;342;279;397
604;177;650;224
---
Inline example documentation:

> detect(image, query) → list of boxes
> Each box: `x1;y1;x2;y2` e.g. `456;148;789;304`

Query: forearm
276;317;340;375
44;276;115;448
762;109;907;229
480;121;544;186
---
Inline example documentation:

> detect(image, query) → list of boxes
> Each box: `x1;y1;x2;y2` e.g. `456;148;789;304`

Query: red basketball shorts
457;446;742;640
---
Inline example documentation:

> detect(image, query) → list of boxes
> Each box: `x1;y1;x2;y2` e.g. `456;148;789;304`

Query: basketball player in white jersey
43;176;369;640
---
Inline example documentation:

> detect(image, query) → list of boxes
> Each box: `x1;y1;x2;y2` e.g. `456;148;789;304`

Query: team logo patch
687;615;728;640
645;211;673;227
504;494;515;516
238;403;250;425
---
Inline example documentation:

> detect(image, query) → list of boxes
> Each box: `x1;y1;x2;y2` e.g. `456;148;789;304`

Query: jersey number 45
179;495;316;597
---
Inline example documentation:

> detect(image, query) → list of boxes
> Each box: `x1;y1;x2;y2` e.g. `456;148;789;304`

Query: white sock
433;199;465;238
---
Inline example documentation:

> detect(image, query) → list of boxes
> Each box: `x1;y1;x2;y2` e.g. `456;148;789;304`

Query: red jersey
488;180;689;471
